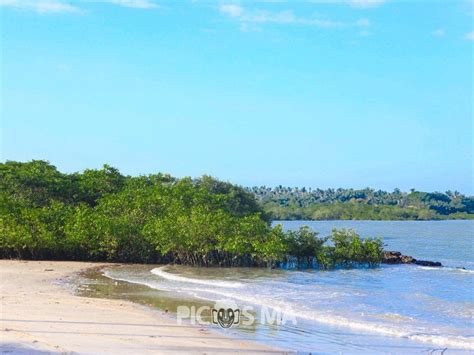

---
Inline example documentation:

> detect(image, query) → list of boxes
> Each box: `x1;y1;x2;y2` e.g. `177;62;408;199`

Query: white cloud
104;0;159;9
432;28;445;37
245;10;298;25
465;31;474;40
354;18;371;35
219;4;243;17
356;18;370;27
219;3;343;29
308;0;384;4
0;0;81;13
348;0;386;8
0;0;160;13
239;23;261;33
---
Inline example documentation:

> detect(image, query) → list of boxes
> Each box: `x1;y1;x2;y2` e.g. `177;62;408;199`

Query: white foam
154;283;474;350
418;266;474;274
102;268;474;351
198;288;474;350
410;334;474;350
102;270;166;290
456;268;474;274
150;267;245;288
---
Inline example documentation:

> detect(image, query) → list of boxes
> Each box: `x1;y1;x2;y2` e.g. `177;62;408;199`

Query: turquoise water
100;220;474;353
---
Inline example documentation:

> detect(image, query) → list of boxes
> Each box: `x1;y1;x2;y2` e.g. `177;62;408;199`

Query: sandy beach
0;260;282;354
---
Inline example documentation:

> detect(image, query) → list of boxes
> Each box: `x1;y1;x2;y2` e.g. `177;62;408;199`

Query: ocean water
85;220;474;353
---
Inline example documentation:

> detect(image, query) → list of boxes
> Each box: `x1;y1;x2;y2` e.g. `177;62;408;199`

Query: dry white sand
0;260;285;354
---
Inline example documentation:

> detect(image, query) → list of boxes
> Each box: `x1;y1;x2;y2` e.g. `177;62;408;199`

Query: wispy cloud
219;3;343;30
347;0;386;8
432;28;445;37
356;18;370;27
0;0;81;14
220;3;243;17
309;0;386;6
465;31;474;40
355;18;370;36
103;0;159;9
0;0;160;13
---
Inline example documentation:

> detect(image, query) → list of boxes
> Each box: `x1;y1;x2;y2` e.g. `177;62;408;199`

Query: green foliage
0;160;385;268
0;160;67;207
73;165;126;206
279;227;383;269
283;226;327;261
330;229;383;267
253;186;473;220
0;160;276;265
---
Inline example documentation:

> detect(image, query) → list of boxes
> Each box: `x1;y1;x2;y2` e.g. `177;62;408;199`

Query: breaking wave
151;267;245;288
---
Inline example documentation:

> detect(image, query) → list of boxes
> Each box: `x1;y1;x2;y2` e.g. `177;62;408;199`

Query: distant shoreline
271;216;474;221
262;204;474;221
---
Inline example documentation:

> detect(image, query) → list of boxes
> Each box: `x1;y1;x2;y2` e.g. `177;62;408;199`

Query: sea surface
78;220;474;353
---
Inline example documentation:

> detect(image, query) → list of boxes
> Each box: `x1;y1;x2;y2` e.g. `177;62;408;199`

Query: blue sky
1;0;473;193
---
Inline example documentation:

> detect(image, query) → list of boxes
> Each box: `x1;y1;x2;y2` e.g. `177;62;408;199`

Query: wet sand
0;260;283;354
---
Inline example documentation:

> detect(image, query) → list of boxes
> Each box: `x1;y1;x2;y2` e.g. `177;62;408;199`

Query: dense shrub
0;160;383;268
280;228;383;269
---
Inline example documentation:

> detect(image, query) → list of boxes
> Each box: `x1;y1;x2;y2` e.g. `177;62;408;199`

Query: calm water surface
78;220;474;353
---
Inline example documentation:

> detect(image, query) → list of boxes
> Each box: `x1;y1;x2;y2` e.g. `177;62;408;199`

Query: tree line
0;160;383;267
249;186;474;220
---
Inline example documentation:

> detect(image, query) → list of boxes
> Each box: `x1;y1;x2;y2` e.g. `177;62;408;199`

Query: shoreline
272;218;474;222
0;260;283;354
